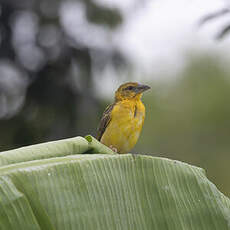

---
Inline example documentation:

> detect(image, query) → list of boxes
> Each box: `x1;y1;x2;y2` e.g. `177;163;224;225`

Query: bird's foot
131;153;137;160
109;145;118;153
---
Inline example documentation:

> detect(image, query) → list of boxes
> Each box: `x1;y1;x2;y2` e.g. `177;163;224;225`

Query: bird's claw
109;145;118;153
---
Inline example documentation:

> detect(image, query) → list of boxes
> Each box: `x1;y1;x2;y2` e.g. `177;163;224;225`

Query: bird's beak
135;84;151;94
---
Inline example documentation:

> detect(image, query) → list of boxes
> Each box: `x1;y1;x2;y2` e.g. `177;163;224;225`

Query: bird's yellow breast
100;99;145;153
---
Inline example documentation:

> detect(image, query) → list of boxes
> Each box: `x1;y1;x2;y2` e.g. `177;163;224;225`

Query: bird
97;82;150;153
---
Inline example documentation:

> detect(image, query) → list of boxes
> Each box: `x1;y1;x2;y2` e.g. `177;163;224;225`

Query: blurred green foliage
135;55;230;196
0;0;125;149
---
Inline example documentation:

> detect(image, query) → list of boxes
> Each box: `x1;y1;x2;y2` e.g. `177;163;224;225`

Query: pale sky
116;0;229;73
85;0;230;97
94;0;230;97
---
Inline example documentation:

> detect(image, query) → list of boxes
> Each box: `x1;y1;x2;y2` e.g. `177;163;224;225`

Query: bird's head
115;82;150;101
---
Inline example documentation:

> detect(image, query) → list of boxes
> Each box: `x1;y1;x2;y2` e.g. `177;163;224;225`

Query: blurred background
0;0;230;195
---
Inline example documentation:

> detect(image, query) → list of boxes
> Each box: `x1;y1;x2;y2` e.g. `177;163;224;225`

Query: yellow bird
97;82;150;153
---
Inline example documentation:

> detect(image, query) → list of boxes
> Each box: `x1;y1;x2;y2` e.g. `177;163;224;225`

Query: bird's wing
97;103;115;141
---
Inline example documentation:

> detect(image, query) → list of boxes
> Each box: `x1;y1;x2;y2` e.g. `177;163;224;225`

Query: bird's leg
131;153;137;160
109;145;118;153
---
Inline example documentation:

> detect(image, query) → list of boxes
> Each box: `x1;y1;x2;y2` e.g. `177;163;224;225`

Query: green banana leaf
0;136;229;230
0;135;114;167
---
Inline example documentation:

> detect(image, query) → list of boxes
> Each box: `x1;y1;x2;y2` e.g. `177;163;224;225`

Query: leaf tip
85;135;93;143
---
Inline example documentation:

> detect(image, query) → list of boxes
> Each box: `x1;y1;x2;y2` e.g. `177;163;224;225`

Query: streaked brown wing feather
97;103;115;141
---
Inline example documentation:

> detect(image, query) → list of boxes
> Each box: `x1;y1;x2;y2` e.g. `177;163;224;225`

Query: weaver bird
97;82;150;153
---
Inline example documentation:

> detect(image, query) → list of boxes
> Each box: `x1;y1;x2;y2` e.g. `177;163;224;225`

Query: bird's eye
126;86;134;90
